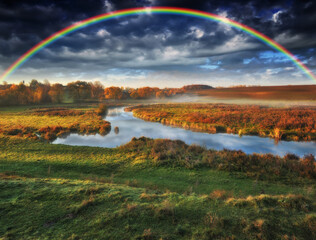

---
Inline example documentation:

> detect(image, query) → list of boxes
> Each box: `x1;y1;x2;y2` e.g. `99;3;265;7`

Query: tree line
0;80;208;106
0;80;104;106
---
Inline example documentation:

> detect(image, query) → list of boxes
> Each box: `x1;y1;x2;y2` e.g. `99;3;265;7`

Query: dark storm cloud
0;0;315;52
0;0;315;85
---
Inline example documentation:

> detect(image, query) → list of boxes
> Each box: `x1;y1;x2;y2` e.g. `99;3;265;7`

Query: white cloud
44;46;109;61
272;10;283;23
266;68;282;75
285;67;294;70
217;11;228;18
195;34;258;56
216;10;234;33
119;21;129;25
97;29;111;37
292;72;303;77
162;46;184;59
189;27;205;39
103;0;114;12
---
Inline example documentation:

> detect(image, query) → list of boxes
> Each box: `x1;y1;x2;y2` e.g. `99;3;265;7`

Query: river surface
53;107;316;157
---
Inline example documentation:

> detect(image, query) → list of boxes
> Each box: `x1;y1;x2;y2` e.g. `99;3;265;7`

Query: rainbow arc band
1;7;315;81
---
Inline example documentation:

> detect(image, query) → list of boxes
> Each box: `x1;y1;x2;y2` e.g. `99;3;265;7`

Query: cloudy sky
0;0;315;87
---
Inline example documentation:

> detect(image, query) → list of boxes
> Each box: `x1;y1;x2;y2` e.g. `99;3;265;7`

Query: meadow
0;104;110;141
126;103;316;141
0;104;315;239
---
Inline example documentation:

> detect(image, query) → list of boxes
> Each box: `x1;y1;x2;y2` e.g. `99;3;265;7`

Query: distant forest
0;80;212;106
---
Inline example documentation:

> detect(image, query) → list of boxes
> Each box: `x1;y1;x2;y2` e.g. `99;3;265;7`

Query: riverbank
126;103;316;141
54;106;316;157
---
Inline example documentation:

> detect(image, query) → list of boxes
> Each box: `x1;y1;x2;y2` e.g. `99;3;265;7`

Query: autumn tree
67;81;91;102
104;86;123;100
29;79;41;90
156;90;167;99
48;83;64;103
137;87;156;99
130;89;139;99
90;81;104;99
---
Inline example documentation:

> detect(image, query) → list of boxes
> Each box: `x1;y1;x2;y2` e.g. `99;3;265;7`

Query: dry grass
209;190;232;200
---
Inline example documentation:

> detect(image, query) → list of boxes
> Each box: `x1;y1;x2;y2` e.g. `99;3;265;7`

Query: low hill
182;84;213;91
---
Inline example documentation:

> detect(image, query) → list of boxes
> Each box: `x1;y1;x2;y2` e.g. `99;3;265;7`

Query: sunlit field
0;104;110;140
0;103;316;239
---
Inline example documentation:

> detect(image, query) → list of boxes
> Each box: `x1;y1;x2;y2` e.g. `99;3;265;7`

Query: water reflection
53;107;316;157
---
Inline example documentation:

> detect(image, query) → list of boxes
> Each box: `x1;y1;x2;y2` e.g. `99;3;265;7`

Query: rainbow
1;7;315;81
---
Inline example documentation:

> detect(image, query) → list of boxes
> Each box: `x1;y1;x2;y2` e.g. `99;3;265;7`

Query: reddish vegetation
126;104;316;141
195;85;316;100
121;137;316;180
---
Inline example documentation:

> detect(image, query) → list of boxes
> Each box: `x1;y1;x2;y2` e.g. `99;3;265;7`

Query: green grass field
0;105;315;239
1;137;315;239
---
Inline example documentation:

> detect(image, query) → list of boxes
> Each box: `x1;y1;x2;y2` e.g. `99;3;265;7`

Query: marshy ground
0;103;315;239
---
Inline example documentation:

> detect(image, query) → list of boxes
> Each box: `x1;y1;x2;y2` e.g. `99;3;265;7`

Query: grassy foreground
0;135;315;239
0;104;315;239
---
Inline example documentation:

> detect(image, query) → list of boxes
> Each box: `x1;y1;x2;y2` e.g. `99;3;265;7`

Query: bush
95;104;108;117
7;129;22;135
121;137;316;181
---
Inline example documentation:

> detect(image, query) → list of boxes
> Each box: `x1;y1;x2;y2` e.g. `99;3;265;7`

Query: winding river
53;107;316;157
